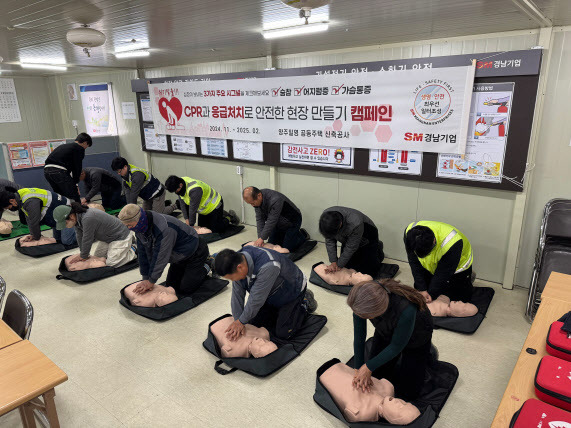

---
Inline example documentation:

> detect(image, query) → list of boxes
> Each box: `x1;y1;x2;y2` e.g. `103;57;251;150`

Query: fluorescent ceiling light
20;63;68;71
263;23;328;39
114;42;149;53
114;49;150;58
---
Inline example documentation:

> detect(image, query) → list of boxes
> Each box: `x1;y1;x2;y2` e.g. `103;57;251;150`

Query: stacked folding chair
526;199;571;321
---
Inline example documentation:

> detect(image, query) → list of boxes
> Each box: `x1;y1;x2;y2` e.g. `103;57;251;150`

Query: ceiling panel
0;0;561;77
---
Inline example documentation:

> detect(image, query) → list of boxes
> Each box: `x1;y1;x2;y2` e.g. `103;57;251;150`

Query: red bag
510;398;571;427
547;321;571;362
535;356;571;411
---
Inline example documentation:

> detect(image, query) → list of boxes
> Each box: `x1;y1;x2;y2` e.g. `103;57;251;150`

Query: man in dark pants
404;221;474;303
118;204;209;296
80;167;125;210
0;188;76;245
44;133;92;202
319;206;384;278
214;246;317;340
164;175;236;233
242;186;307;252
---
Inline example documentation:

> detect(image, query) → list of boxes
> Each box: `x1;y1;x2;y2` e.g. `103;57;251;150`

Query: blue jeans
268;216;305;252
52;227;77;246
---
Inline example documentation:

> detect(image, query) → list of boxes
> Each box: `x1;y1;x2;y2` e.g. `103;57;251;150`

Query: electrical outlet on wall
71;120;78;128
236;165;243;175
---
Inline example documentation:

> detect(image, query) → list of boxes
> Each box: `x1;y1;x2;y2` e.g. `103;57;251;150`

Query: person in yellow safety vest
164;175;238;234
111;157;176;216
0;188;77;245
404;221;473;304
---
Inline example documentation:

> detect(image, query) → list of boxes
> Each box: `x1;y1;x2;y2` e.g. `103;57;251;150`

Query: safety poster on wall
437;82;514;183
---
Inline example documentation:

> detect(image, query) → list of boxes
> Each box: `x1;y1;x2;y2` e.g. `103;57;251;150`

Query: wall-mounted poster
80;83;118;136
172;136;197;154
29;141;50;166
0;78;22;123
7;142;32;169
143;124;168;151
48;140;67;152
368;149;422;175
200;138;228;158
232;140;264;162
281;144;354;169
437;82;514;183
140;94;153;122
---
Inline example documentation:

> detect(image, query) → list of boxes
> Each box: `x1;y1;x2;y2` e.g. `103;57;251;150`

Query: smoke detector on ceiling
280;0;331;23
66;25;106;57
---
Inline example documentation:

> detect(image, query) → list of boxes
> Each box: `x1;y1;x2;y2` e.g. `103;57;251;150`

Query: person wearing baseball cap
118;204;210;297
54;203;136;268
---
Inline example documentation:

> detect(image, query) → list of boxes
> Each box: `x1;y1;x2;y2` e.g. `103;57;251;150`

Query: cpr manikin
427;295;478;317
0;219;12;236
124;281;178;307
244;241;290;254
210;316;278;358
19;236;57;247
320;362;420;424
64;255;107;271
193;226;212;235
314;264;373;286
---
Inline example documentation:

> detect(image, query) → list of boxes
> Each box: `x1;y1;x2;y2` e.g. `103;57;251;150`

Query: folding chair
2;289;34;339
526;199;571;321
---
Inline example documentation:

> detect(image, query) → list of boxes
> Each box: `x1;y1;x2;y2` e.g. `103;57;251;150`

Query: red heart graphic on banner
158;97;183;122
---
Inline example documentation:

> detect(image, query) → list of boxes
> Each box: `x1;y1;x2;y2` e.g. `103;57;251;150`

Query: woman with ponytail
347;279;434;401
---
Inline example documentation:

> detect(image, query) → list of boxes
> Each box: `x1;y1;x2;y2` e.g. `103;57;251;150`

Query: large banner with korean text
148;64;476;154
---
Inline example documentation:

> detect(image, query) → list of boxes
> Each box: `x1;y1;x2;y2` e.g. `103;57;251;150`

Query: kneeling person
0;188;76;245
214;246;317;340
54;202;136;269
118;204;209;296
165;175;229;233
404;221;473;303
80;167;125;210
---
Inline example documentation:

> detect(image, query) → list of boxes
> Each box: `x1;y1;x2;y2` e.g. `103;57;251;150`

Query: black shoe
300;228;310;241
206;255;218;277
304;289;317;313
175;199;181;210
165;199;172;206
228;209;240;225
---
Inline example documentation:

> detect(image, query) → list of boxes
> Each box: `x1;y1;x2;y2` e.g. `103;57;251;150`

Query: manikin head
111;157;129;178
406;225;436;258
379;396;421;424
165;175;185;195
214;249;249;281
248;337;278;358
351;272;374;284
448;300;478;317
0;220;13;235
243;186;263;207
75;132;92;149
0;191;18;212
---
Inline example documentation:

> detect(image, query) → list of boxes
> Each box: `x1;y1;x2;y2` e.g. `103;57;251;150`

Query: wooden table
0;340;68;427
491;296;571;427
0;320;21;350
541;271;571;303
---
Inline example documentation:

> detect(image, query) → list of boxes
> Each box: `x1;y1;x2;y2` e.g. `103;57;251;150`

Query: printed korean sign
148;64;475;154
281;144;354;169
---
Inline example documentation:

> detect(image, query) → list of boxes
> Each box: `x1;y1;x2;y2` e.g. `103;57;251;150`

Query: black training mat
314;339;459;428
203;312;328;377
289;240;317;262
119;277;228;321
201;225;245;244
432;287;495;334
56;257;139;284
15;238;78;258
309;262;400;296
376;263;400;280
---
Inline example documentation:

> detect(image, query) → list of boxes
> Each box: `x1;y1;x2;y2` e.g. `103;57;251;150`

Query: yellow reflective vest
180;177;221;215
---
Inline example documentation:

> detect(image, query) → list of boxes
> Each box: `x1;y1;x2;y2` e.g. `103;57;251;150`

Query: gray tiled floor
0;222;530;427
